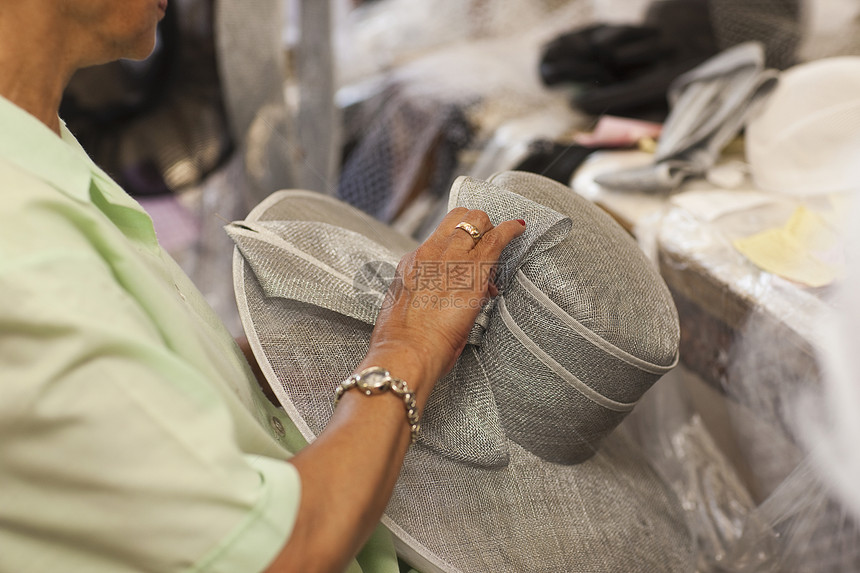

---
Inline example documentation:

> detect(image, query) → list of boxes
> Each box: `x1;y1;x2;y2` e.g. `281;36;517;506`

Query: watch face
357;367;391;393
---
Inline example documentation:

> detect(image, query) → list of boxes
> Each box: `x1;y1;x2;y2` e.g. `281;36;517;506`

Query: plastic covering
659;200;860;572
574;144;860;571
803;194;860;524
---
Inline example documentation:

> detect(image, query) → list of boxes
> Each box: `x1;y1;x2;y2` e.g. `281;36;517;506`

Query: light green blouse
0;95;400;573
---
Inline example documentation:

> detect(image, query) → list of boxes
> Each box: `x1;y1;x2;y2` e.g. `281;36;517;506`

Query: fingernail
517;219;526;226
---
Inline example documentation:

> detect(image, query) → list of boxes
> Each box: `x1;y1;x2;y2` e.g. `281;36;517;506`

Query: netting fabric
708;0;801;69
333;0;594;225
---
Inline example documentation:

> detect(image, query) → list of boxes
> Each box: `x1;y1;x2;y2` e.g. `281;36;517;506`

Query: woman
0;1;524;572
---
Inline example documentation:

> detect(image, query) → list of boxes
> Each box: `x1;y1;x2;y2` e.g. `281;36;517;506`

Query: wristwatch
334;366;421;444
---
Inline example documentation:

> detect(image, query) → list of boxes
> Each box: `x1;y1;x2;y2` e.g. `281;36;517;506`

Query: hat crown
450;172;679;464
475;171;679;369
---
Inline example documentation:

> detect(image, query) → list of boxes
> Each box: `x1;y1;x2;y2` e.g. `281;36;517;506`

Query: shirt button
270;416;286;437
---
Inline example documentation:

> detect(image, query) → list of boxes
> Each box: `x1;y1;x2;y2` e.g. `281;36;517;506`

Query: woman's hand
365;208;526;394
270;209;524;573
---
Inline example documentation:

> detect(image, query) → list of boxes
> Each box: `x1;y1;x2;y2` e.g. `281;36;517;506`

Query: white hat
746;56;860;195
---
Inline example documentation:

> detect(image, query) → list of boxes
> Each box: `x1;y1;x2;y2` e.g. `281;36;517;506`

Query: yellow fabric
0;94;310;572
733;205;843;288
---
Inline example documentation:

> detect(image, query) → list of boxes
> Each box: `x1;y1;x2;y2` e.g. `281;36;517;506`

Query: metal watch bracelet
334;366;421;444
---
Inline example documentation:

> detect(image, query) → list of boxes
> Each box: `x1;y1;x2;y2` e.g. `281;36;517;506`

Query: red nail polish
517;219;526;226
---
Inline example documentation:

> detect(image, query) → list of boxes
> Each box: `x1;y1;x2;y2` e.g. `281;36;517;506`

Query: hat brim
233;190;693;572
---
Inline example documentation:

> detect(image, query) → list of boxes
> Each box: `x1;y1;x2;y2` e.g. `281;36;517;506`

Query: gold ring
455;221;483;243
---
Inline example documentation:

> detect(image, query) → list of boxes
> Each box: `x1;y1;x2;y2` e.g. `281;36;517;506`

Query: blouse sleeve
0;244;300;573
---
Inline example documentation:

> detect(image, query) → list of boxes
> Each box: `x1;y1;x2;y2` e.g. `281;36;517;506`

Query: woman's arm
265;208;525;573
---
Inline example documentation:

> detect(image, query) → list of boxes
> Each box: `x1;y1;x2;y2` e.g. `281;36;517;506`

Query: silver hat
228;171;690;573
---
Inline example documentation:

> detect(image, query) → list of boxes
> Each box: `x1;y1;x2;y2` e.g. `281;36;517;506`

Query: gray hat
228;171;691;572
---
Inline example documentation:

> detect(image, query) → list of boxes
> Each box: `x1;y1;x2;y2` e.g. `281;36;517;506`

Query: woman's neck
0;5;78;135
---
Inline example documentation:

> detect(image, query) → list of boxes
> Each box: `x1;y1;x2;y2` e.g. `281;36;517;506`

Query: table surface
570;149;837;446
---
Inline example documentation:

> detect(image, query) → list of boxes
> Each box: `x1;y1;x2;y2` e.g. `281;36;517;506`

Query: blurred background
63;2;860;570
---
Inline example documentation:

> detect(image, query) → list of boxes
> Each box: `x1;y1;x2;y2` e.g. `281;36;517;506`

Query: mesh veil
707;0;801;69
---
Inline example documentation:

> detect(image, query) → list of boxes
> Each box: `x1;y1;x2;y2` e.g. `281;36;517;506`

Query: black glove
540;24;668;87
512;141;599;185
540;0;719;118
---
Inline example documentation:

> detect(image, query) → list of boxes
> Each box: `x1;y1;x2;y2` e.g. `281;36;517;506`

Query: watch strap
334;367;421;444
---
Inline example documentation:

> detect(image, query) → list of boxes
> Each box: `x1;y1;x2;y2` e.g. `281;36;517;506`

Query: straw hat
228;171;691;572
